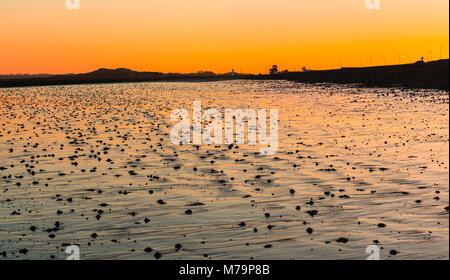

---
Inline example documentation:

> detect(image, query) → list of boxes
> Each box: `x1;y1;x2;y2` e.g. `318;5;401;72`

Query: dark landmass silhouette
0;59;448;90
266;59;449;90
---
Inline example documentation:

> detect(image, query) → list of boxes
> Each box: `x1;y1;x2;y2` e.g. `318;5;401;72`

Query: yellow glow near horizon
0;0;448;74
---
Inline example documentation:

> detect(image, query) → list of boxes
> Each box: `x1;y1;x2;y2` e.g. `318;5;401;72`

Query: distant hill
52;68;166;81
0;68;240;88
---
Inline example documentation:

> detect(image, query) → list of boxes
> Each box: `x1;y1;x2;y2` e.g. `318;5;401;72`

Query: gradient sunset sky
1;0;448;74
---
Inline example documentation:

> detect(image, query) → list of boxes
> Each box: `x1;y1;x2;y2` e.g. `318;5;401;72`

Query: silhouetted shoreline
0;59;448;90
266;59;449;90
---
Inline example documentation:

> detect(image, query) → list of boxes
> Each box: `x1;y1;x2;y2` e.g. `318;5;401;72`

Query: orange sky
0;0;448;74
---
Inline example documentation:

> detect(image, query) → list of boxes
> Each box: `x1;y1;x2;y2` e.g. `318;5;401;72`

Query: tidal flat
0;81;448;260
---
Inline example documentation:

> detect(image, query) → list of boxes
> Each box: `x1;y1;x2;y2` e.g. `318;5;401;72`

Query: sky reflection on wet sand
0;81;448;260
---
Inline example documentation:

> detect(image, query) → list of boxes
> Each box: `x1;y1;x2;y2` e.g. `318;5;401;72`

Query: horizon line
1;58;449;77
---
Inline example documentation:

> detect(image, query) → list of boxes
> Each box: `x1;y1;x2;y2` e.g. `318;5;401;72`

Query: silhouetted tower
270;65;278;75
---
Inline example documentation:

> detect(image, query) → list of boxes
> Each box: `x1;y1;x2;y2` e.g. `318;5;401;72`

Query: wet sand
0;81;448;260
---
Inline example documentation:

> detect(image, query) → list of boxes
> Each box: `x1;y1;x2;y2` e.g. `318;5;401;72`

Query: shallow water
0;80;448;260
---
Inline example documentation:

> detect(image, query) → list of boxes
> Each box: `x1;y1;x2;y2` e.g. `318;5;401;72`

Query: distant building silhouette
414;56;425;64
269;65;278;75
